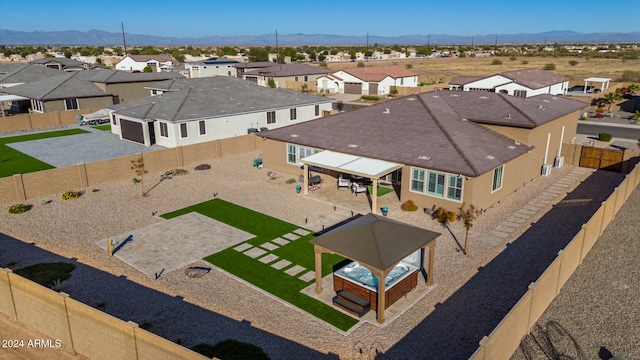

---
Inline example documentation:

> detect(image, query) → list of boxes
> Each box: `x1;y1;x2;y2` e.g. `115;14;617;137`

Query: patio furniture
309;175;323;193
337;175;350;190
253;155;263;168
352;183;367;196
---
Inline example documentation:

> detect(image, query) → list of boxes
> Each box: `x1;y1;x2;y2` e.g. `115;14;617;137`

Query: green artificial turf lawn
368;185;394;197
0;129;88;178
14;262;76;288
162;198;358;331
91;124;111;131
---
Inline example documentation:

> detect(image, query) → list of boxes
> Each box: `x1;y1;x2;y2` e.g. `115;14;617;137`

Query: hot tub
333;261;419;310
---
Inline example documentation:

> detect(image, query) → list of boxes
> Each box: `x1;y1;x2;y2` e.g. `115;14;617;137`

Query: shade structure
300;150;403;179
310;213;440;323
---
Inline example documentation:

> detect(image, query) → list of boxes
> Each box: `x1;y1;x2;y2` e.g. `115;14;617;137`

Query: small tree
543;63;556;71
131;157;147;197
142;65;153;73
357;61;365;68
457;203;482;255
390;86;398;97
603;91;622;112
568;60;578;66
491;59;502;65
300;83;309;93
267;78;276;88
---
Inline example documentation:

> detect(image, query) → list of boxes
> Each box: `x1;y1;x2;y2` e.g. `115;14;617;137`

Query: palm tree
603;91;622;112
627;83;639;95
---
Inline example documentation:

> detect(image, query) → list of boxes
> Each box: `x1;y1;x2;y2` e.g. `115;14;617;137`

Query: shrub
491;59;503;65
568;60;579;66
172;168;189;176
543;63;556;71
598;133;613;142
7;203;29;214
401;200;419;212
521;60;529;65
60;190;79;201
595;107;605;118
509;56;517;61
434;207;457;224
191;340;269;360
405;64;413;69
357;61;365;68
360;95;380;101
285;178;296;184
194;164;211;171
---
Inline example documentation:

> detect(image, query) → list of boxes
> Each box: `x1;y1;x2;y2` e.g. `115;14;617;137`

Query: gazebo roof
310;213;440;271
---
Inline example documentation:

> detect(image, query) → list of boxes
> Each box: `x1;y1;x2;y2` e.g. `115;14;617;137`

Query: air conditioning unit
554;156;564;168
541;164;552;177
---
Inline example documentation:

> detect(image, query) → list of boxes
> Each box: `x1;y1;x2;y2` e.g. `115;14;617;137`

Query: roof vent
479;96;490;99
462;118;468;121
432;95;440;98
418;155;431;160
383;108;390;114
538;105;544;110
290;134;299;138
542;99;550;103
407;97;417;101
486;155;496;160
515;140;521;145
348;144;360;148
508;145;516;149
450;94;460;97
505;114;512;119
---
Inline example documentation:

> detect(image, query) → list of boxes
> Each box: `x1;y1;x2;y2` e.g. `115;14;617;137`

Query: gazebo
310;213;440;324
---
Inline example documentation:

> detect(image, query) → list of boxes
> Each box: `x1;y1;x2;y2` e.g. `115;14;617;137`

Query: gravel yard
0;150;628;360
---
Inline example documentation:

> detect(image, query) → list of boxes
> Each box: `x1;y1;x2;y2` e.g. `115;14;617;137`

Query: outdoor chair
337;175;350;190
352;183;367;196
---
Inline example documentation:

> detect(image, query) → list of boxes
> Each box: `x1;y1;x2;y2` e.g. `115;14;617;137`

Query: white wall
317;76;341;94
116;57;143;72
187;63;237;78
463;75;511;91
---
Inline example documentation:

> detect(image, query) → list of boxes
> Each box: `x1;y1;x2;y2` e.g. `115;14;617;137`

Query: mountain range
1;29;639;46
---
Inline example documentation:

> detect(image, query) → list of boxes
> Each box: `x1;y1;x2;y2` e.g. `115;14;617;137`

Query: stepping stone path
272;237;289;246
234;243;252;252
285;265;306;276
259;254;279;264
260;242;279;251
243;247;267;258
298;271;316;282
272;259;292;270
282;233;300;241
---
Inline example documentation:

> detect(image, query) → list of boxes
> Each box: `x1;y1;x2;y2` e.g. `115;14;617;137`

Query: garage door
121;119;144;144
344;82;362;94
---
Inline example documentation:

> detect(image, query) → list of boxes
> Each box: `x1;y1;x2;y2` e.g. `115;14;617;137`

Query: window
411;168;425;192
298;146;313;160
159;122;168;138
199;120;206;136
447;176;462;201
290;108;297;121
492;165;504;192
31;100;43;113
111;114;118;126
427;171;445;196
411;167;463;202
64;98;78;111
315;105;320;116
180;123;188;138
514;90;527;98
266;111;276;124
294;76;299;81
287;144;296;164
304;75;308;81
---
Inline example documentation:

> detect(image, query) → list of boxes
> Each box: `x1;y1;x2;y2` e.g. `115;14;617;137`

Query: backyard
0;128;88;178
161;198;359;331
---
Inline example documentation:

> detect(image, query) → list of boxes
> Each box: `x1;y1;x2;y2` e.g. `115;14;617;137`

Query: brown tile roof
448;76;484;85
262;91;585;177
245;63;330;77
342;65;418;82
499;68;569;90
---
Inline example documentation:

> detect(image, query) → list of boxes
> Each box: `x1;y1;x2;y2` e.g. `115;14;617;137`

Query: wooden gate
579;147;623;172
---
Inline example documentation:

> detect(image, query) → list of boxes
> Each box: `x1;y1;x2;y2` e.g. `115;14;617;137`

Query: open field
326;56;640;86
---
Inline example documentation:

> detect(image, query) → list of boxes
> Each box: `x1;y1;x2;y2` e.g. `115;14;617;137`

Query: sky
3;0;638;38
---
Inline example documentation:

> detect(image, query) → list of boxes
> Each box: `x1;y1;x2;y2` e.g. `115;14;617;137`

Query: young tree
603;91;622;112
131;157;147;197
457;203;482;255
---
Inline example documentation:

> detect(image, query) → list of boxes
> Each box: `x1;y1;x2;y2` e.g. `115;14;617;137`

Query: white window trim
266;111;276;124
492;165;504;193
64;98;79;111
290;108;297;121
159;122;169;138
286;143;320;165
31;100;44;113
198;120;207;136
409;166;463;202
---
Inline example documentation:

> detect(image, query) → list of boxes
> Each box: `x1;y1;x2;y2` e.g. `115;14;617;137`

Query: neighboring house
0;64;67;113
233;61;277;78
185;57;239;78
1;69;181;113
115;54;180;72
107;76;333;148
449;68;569;97
260;91;585;213
241;63;330;88
30;58;92;71
317;65;419;95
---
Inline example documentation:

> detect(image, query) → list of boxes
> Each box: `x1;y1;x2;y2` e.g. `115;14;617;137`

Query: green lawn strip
368;185;394;197
205;249;357;331
0;129;89;178
162;198;358;330
13;262;76;288
91;124;111;131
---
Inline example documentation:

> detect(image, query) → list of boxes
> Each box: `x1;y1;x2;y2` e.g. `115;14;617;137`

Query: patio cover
300;150;403;179
0;94;28;117
583;77;611;93
310;213;440;323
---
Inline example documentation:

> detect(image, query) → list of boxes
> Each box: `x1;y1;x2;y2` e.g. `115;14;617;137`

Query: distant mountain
1;29;639;46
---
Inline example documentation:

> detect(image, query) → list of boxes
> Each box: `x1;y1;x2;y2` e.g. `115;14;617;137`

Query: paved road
577;122;640;140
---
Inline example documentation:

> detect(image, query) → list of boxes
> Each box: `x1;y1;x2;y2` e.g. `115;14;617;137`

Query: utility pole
275;28;279;63
366;32;369;61
494;36;498;54
121;22;127;56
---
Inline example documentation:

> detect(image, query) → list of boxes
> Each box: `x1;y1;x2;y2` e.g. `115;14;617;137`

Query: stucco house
115;54;180;72
1;69;181;114
448;68;569;97
317;65;419;95
185;57;239;78
241;63;330;88
107;76;333;148
260;91;585;214
30;58;92;72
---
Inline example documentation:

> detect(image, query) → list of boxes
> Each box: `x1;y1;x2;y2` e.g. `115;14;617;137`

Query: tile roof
127;54;179;65
88;69;182;84
244;63;330;77
30;58;87;68
233;62;275;69
2;70;109;100
108;76;332;123
448;75;484;86
341;65;418;82
261;91;585;177
0;64;65;84
499;68;569;90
